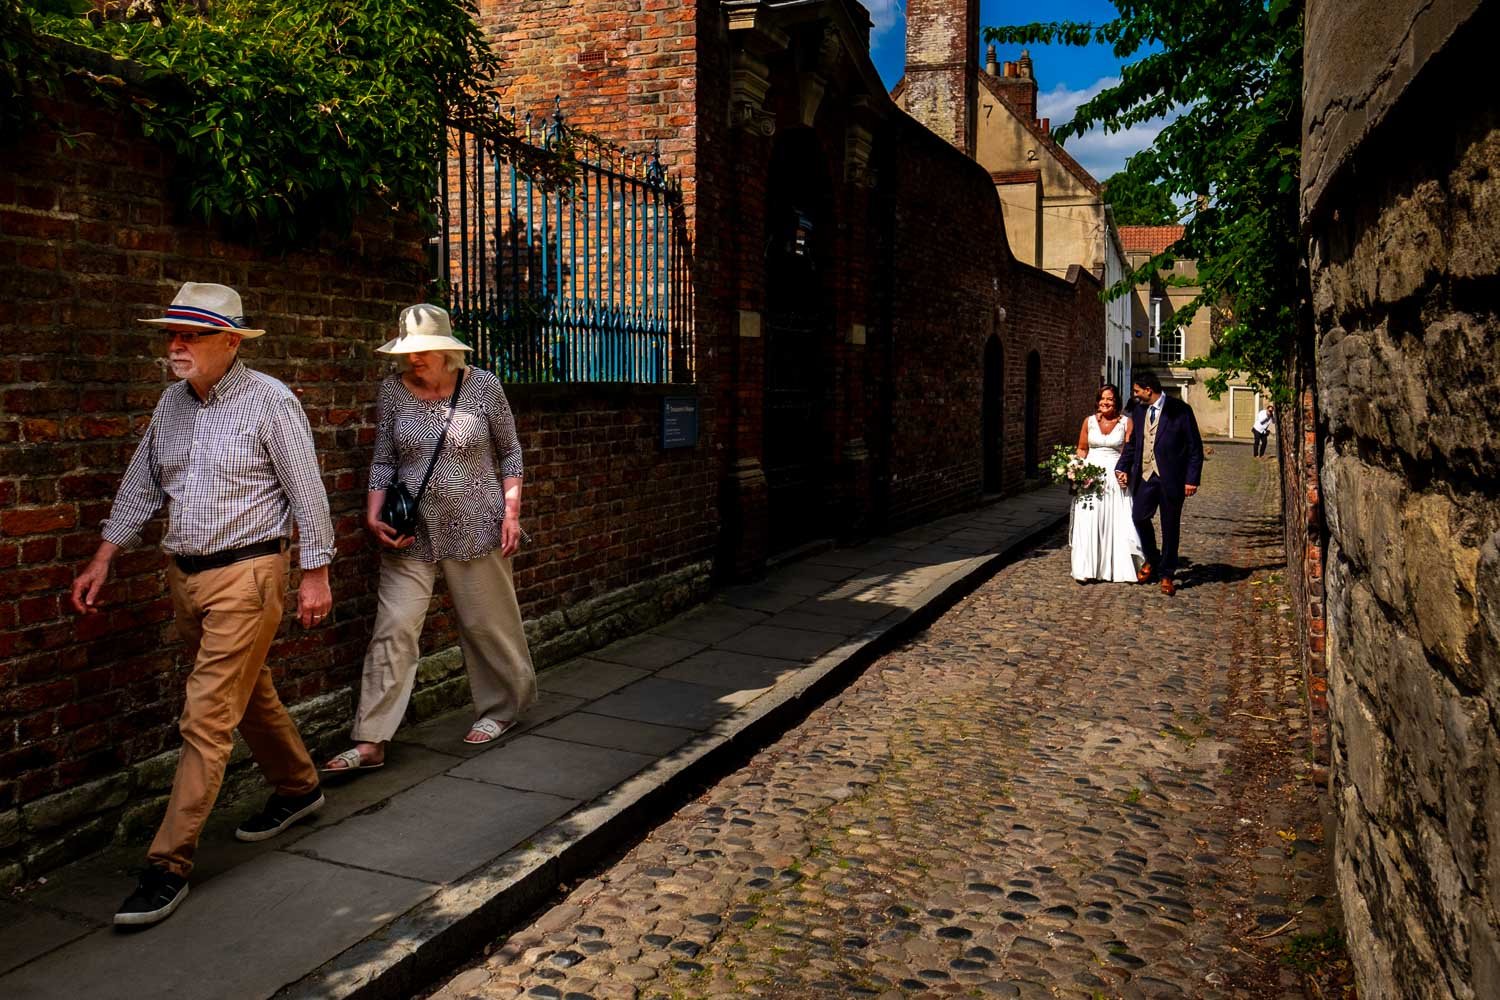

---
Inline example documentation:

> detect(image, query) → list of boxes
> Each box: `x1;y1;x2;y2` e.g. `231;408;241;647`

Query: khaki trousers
352;547;536;744
149;552;319;876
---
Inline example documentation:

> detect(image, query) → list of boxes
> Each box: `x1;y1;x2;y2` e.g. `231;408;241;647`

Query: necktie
1143;406;1160;480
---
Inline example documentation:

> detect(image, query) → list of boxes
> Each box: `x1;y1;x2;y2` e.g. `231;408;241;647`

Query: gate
764;307;830;549
983;334;1004;492
1024;349;1041;476
436;103;692;383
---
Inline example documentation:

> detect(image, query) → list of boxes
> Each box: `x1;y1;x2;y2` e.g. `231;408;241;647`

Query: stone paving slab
712;583;806;614
293;777;579;884
393;690;586;756
657;649;803;692
533;713;701;757
537;658;653;700
0;902;91;978
0;486;1069;1000
449;736;657;801
713;623;850;661
647;604;767;645
589;634;705;671
4;853;435;1000
585;677;754;731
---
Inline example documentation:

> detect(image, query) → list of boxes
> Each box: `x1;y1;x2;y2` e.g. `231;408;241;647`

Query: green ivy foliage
17;0;569;243
986;0;1304;400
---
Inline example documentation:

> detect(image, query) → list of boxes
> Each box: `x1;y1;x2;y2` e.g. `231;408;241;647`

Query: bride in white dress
1070;384;1144;583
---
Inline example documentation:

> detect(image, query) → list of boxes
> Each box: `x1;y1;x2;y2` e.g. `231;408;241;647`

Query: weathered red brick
2;505;77;537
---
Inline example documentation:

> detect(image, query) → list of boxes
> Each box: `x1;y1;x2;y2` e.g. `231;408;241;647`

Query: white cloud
865;0;904;49
1036;77;1119;124
1038;75;1179;182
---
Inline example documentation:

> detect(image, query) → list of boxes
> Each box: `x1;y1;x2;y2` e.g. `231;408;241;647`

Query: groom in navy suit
1115;371;1204;595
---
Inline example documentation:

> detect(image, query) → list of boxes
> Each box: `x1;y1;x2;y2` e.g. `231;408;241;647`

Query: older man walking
71;282;334;928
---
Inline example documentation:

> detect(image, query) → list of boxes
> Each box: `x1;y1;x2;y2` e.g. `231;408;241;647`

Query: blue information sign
661;396;699;449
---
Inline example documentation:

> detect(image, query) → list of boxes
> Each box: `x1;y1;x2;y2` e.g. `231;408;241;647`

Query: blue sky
865;0;1168;182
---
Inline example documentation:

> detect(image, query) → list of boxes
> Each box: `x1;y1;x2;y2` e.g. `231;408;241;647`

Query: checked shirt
101;360;334;569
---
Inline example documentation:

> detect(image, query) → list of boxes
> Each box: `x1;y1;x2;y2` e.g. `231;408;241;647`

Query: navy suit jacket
1117;394;1204;492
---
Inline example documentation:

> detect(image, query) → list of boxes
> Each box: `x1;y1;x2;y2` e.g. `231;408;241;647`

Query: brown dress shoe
1137;563;1153;583
1160;578;1177;596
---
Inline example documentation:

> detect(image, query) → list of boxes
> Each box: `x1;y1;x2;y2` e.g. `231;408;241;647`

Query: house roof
976;72;1102;196
1117;225;1185;255
888;70;1104;197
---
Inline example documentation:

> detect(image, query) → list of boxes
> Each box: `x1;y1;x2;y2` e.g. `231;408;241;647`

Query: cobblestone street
432;445;1338;1000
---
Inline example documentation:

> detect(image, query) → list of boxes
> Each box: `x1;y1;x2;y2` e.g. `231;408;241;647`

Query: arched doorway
1024;349;1041;477
982;334;1004;492
763;129;834;552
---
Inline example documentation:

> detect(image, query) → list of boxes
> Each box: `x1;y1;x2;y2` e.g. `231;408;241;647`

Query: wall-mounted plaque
662;396;699;449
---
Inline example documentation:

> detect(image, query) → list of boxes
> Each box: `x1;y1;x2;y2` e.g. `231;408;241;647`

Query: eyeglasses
162;329;226;345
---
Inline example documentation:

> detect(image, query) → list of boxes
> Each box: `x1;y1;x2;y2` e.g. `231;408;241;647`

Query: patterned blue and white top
369;367;524;563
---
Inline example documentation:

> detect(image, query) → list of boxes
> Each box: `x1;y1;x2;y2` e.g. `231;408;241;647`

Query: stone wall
1304;1;1500;995
0;83;717;884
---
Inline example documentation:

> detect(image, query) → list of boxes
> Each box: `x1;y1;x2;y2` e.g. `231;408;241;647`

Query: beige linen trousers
352;547;536;743
152;551;320;876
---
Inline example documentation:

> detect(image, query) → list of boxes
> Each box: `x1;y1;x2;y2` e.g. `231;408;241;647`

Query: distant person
71;282;333;928
1252;402;1275;458
1115;372;1204;596
322;304;536;775
1069;384;1144;583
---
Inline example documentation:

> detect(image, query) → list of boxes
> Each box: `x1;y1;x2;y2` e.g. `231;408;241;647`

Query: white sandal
319;748;385;774
463;718;513;745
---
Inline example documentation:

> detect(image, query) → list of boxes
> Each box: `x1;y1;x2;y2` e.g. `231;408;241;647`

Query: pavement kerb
277;507;1068;1000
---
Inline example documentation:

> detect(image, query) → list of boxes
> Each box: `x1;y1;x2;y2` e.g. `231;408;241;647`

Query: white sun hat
137;282;265;337
376;304;474;354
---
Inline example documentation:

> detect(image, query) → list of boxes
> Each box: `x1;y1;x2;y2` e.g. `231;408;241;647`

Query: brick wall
0;82;719;884
479;0;1104;560
0;83;423;881
1278;367;1328;768
882;116;1104;527
508;382;717;648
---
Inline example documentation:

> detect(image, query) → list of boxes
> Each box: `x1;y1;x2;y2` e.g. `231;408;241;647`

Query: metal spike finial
646;140;666;188
545;97;566;150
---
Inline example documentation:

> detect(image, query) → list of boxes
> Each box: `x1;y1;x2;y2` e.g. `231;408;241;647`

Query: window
1150;296;1184;364
1159;325;1184;364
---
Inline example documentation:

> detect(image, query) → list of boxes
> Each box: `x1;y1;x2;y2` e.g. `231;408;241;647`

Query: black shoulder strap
413;368;464;504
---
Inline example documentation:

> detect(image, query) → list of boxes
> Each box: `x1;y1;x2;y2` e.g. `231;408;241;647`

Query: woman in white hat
323;304;536;772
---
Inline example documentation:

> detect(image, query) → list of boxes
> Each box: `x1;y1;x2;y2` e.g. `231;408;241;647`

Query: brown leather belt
172;539;285;575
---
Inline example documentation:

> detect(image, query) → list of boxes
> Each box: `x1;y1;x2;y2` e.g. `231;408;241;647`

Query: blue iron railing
435;102;692;384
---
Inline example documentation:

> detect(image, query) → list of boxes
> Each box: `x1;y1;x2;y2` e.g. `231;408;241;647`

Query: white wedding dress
1070;415;1144;582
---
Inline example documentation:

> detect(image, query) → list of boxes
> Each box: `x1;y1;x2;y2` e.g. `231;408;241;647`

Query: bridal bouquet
1041;444;1108;509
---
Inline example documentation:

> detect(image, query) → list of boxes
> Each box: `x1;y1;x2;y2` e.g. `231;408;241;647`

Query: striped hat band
163;305;243;329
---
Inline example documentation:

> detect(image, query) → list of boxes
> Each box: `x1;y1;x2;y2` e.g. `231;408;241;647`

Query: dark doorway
764;129;834;552
1024;349;1041;477
982;334;1004;492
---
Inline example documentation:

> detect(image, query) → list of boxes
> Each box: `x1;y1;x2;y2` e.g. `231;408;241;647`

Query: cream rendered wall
975;88;1104;279
975;91;1036;169
995;181;1042;266
1040;197;1103;278
1103;225;1131;390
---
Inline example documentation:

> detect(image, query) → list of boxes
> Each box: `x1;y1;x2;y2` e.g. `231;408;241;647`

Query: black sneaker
114;865;189;928
234;787;325;842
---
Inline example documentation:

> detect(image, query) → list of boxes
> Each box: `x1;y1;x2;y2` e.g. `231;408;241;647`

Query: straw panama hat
138;282;265;337
376;304;474;354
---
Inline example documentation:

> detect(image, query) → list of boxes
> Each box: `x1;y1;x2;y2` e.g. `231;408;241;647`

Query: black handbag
380;370;463;538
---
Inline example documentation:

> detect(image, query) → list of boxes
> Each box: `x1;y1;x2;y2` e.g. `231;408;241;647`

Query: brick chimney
903;0;980;155
994;47;1039;123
